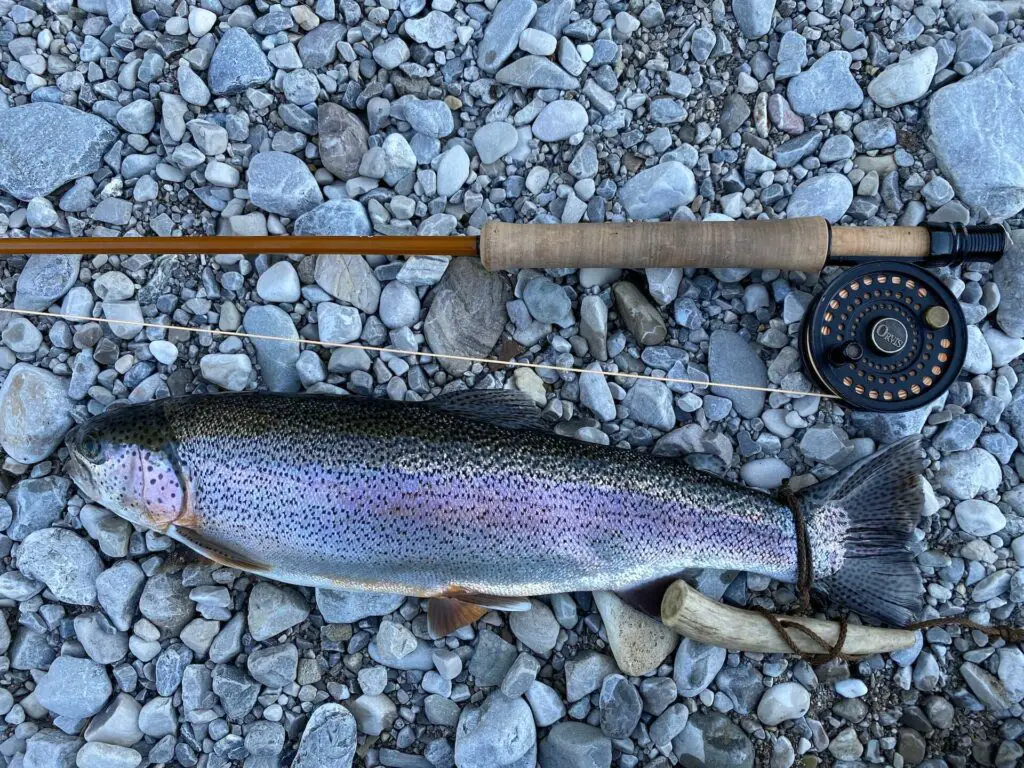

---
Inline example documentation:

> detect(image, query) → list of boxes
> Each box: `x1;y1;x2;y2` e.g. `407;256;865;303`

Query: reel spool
800;262;966;413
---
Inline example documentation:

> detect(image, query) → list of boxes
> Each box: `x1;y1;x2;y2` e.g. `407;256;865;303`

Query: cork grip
829;226;931;260
480;218;831;272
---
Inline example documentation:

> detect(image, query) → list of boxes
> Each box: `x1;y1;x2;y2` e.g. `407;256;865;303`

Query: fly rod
0;219;1006;271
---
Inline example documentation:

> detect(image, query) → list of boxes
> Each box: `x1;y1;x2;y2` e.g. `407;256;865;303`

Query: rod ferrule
926;223;1005;266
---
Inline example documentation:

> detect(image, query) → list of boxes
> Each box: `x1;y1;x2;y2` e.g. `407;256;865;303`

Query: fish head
65;403;190;532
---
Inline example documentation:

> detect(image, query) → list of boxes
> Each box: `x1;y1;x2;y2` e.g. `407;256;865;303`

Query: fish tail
798;436;925;627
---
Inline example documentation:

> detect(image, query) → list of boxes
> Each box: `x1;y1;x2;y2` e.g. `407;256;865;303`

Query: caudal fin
798;437;925;626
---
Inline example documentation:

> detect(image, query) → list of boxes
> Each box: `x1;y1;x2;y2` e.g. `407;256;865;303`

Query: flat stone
868;47;938;107
479;0;537;72
708;330;767;418
0;104;117;200
213;664;261;721
733;0;775;38
23;731;82;768
248;151;323;218
757;682;811;725
0;363;73;463
995;231;1024;337
532;100;589;142
474;122;519;164
455;691;536;768
566;650;618;702
933;447;1002;500
405;11;458;49
14;255;81;311
314;255;380;315
297;21;344;68
787;51;864;115
318;104;368;181
200;354;252;391
437;145;470;197
673;712;753;768
208;27;272;95
404;98;454;138
673;638;726;697
927;44;1024;218
538;723;611;768
786;173;854;223
599;674;642;739
244;305;301;392
140;572;195;635
17;527;103;606
509;599;560;655
495;55;579;90
75;743;141;768
248;582;310;641
468;629;518;687
424;258;510;376
293;703;357;768
620;162;696;219
316;589;405;623
35;655;111;719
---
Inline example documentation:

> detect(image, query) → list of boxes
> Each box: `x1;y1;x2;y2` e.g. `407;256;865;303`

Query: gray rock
213;664;261;721
800;425;853;464
200;354;252;391
14;255;81;311
928;44;1024;218
673;638;727;697
933;447;1001;500
0;363;73;463
316;589;405;623
83;693;143;747
247;643;298;687
0;104;117;200
374;36;409;69
405;11;458;48
961;662;1013;711
381;133;417;186
868;47;938;107
455;691;536;767
140;572;195;635
820;135;855;163
96;561;145;631
599;675;642;739
318;104;368;181
509;599;560;654
405;99;454;138
523;277;573;327
538;723;611;768
623;380;675;431
955;26;994;66
23;730;82;768
708;330;766;418
469;629;519;686
17;527;103;606
424;258;510;376
997;648;1024;702
35;655;111;719
532;100;588;142
620;162;696;219
479;0;537;72
673;713;754;768
155;643;193;696
293;703;357;768
495;56;580;90
565;651;618;702
740;457;792;489
74;612;128;665
580;364;616;422
474;122;519;164
437;145;470;197
257;261;301;303
714;664;764;714
854;117;897;149
995;231;1024;337
613;282;667;346
787;51;864;115
76;743;142;768
757;682;811;725
786;173;854;223
347;693;397;736
209;27;272;95
248;151;323;218
9;626;56;670
501;653;542;698
7;476;70;541
244;305;301;393
248;582;310;641
317;304;363;345
934;416;983;453
733;0;775;38
298;22;344;68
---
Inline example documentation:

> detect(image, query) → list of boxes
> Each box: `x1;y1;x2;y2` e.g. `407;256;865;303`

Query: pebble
248;582;310;641
756;682;811;725
786;173;854;222
868;47;938;108
509;599;560;654
17;527;103;605
35;655;112;719
473;122;519;164
208;27;272;95
293;703;357;768
619;161;696;219
538;722;611;768
0;364;74;464
708;330;766;418
316;589;405;622
455;691;536;767
674;638;727;697
532;100;589;142
787;51;863;116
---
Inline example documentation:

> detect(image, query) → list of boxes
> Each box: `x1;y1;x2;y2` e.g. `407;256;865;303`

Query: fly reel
800;262;966;413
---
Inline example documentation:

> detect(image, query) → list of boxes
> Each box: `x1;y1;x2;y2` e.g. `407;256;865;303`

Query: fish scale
66;391;926;630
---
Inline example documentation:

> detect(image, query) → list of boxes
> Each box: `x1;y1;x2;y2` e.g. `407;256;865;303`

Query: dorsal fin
426;388;548;431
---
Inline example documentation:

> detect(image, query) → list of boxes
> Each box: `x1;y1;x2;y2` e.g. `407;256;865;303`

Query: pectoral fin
170;526;272;575
427;592;533;637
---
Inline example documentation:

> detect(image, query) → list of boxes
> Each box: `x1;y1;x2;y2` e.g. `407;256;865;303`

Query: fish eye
79;434;103;462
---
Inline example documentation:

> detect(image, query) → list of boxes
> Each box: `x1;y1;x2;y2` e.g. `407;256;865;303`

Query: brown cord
906;616;1024;644
768;483;1024;660
774;482;813;614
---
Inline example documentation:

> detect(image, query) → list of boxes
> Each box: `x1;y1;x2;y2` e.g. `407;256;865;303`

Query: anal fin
428;598;489;638
427;592;533;637
170;526;272;575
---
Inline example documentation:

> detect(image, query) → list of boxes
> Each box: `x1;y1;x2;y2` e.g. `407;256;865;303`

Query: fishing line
0;306;839;400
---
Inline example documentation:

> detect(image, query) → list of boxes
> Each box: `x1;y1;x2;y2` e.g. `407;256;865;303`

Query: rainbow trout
65;391;925;635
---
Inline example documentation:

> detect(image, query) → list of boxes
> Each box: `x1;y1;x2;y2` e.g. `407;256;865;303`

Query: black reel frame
800;261;967;413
